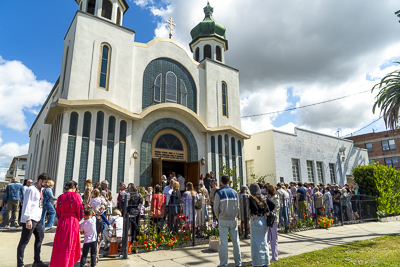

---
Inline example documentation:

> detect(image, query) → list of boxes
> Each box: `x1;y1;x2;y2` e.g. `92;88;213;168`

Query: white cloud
0;131;29;180
133;0;400;135
0;56;53;131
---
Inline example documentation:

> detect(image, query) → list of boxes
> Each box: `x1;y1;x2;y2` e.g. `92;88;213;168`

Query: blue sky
1;0;400;178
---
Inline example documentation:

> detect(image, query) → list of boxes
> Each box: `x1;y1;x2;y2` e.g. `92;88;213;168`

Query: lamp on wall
201;157;206;165
133;150;138;159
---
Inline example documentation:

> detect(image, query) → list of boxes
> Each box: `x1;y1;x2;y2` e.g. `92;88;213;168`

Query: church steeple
189;2;228;63
75;0;129;26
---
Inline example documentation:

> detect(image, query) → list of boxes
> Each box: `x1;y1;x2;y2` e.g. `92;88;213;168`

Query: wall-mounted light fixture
201;157;206;165
133;150;138;159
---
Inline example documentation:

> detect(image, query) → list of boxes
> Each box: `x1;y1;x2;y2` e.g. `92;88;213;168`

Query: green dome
190;2;226;42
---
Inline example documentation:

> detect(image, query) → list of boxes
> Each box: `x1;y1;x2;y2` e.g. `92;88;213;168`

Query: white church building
26;0;248;195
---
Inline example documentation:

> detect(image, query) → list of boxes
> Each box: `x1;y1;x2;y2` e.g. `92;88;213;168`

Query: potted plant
208;221;220;251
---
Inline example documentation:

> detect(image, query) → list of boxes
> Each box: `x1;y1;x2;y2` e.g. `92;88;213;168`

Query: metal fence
115;192;378;257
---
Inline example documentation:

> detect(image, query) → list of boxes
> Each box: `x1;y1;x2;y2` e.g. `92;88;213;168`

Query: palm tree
372;62;400;129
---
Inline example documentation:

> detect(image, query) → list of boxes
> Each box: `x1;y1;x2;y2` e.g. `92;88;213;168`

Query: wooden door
185;161;200;188
152;158;162;187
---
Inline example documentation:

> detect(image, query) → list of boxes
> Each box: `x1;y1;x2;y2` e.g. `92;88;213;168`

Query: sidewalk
1;221;399;267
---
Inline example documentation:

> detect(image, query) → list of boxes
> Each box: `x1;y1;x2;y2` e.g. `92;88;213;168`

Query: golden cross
166;17;176;39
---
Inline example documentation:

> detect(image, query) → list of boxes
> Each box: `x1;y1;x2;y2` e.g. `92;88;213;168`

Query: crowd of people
1;170;367;267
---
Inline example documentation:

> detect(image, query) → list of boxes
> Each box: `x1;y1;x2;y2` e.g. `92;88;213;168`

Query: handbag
194;195;202;210
265;200;276;228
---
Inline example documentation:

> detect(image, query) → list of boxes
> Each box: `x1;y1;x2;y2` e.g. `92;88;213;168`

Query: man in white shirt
17;173;50;267
163;179;174;205
177;174;185;195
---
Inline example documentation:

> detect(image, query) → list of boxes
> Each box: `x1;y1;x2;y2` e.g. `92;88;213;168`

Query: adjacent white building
244;128;369;185
5;154;27;184
26;1;248;196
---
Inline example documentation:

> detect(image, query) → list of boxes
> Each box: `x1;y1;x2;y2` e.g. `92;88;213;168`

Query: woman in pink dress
50;180;84;267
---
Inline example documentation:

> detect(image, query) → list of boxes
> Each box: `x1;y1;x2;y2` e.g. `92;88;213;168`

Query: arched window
204;45;211;59
155;134;184;151
224;134;230;169
195;47;200;61
93;111;104;183
117;7;122;25
87;0;96;15
237;140;243;185
99;43;111;89
69;112;79;136
82;112;92;138
62;46;69;92
95;111;104;139
108;116;116;141
154;73;161;102
79;112;92;190
231;137;236;157
222;82;228;117
211;136;216;154
180;80;187;107
216;46;222;62
211;136;216;175
218;135;223;173
101;0;113;20
165;72;177;103
117;120;127;190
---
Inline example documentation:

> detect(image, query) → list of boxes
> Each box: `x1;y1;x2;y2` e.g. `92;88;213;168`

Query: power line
343;117;382;138
241;89;370;118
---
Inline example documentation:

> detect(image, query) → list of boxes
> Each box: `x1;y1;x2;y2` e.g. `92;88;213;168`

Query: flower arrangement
208;221;219;238
318;216;334;229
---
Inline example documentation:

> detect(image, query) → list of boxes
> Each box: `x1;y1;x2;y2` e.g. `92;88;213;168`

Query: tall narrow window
165;72;177;103
224;134;230;170
292;159;300;182
307;161;314;183
62;47;69;92
180;80;187;107
231;137;236;181
329;163;336;184
211;136;216;175
216;46;222;62
195;48;200;61
99;43;111;89
101;0;113;20
87;0;96;15
105;116;116;188
218;135;223;174
316;162;324;184
64;112;79;184
204;45;211;59
117;7;122;25
222;82;228;117
237;140;243;185
78;112;92;191
117;120;127;191
154;74;161;102
93;111;104;183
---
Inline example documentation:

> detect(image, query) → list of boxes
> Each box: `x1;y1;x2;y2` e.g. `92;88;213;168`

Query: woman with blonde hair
83;179;93;206
41;179;57;230
182;182;198;223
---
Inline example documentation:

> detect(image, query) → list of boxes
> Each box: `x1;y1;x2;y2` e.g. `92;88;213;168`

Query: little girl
145;187;153;207
106;191;115;221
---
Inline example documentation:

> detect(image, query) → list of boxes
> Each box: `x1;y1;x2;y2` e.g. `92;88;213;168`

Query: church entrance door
185;161;200;188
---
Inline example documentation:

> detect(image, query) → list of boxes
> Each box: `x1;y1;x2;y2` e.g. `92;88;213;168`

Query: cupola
75;0;129;26
189;2;228;63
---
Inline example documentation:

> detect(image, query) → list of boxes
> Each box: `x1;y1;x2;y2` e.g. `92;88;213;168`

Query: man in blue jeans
213;175;242;267
3;177;24;228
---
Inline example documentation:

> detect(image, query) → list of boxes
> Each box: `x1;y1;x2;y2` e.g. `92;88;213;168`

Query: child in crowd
145;187;153;207
80;209;97;267
106;191;115;221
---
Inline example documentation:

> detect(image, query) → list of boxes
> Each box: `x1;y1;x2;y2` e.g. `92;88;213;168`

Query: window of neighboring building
180;80;187;107
99;43;111;89
329;163;336;184
307;160;314;183
382;139;396;151
222;82;228;117
365;143;373;153
292;159;300;182
154;74;161;102
101;0;113;20
165;72;177;103
385;157;399;168
216;46;222;62
316;162;324;184
87;0;96;15
195;48;200;62
204;45;211;59
21;164;26;171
